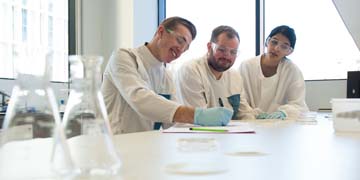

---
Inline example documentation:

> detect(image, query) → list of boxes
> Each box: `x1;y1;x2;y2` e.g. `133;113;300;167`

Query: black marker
218;98;224;107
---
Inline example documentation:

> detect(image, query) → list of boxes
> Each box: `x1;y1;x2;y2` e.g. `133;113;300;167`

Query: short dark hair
161;16;197;40
210;25;240;43
267;25;296;48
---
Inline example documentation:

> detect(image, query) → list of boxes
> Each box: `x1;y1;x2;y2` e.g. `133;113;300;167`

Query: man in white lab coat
239;25;309;120
175;25;256;120
101;17;233;134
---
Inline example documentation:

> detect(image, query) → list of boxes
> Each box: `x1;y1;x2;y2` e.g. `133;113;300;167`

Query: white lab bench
1;113;360;180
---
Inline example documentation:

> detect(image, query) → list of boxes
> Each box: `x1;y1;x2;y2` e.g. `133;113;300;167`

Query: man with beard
239;25;309;120
174;25;255;120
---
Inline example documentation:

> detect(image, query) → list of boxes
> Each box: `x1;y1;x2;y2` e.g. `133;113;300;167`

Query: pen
218;98;224;107
202;92;208;104
189;127;228;132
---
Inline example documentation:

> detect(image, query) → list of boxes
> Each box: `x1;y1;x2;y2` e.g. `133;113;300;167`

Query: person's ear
157;25;166;37
286;48;294;56
207;42;212;51
264;37;270;47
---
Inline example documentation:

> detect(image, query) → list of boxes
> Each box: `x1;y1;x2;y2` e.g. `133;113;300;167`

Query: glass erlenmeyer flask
0;50;75;179
63;55;121;177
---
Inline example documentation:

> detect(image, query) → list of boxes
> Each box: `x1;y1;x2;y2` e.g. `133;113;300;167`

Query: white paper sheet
162;121;255;133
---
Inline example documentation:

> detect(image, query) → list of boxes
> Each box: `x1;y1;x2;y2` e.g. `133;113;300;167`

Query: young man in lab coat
239;25;309;120
101;17;233;134
174;25;256;120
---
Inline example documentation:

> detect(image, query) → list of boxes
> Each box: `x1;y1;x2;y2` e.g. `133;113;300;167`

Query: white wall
81;0;117;72
305;80;346;111
80;0;157;70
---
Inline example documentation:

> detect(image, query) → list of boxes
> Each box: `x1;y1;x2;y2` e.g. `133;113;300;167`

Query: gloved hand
256;111;287;120
256;112;269;119
194;107;233;126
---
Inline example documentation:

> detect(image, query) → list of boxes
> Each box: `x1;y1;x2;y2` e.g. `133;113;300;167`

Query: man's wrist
173;106;195;124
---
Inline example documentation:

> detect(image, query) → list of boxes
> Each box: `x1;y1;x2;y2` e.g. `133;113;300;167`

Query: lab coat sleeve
106;49;180;123
167;70;178;102
174;60;208;108
162;69;178;128
231;70;256;120
238;57;259;111
277;64;309;119
238;88;257;120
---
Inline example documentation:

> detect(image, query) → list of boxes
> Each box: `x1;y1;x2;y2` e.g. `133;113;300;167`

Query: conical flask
0;50;75;179
62;55;121;177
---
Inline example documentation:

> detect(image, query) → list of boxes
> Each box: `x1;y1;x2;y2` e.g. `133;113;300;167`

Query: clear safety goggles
211;42;239;57
267;38;293;52
166;28;190;51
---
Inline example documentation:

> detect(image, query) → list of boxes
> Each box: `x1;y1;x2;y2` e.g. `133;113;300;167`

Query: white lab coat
174;55;256;120
101;45;180;134
239;55;309;119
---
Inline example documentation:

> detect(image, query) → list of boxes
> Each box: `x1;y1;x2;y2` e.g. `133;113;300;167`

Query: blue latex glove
194;107;233;126
256;112;269;119
256;111;287;120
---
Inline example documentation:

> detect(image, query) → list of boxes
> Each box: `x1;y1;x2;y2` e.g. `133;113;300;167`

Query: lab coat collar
257;54;287;79
138;44;164;69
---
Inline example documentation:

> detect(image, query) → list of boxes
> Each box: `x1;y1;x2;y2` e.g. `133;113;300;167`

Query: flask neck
17;74;49;90
69;55;103;92
71;78;101;92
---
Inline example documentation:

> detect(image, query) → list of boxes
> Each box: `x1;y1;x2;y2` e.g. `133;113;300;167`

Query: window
0;0;68;82
165;0;360;80
265;0;360;80
165;0;256;73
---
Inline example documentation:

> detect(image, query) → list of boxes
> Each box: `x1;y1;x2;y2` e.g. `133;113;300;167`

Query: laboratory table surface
1;113;360;180
112;113;360;180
